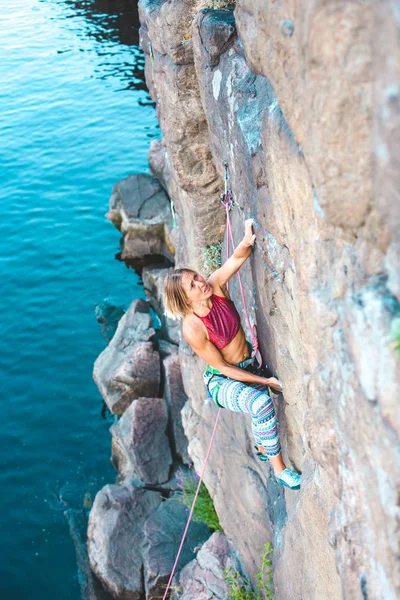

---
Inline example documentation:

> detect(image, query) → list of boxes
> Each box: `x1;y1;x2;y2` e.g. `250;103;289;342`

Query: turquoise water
0;0;157;597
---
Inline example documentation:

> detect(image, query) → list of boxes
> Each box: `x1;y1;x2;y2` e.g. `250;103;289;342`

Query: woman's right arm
182;319;277;388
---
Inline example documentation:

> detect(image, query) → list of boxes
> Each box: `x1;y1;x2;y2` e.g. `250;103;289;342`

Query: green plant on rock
255;543;274;599
176;467;222;532
224;542;274;600
224;568;257;600
390;317;400;355
201;242;222;276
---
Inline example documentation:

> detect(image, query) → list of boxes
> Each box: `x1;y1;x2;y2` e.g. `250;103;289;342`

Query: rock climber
163;219;301;491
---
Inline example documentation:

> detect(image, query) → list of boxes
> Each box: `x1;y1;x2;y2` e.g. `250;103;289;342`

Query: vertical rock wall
138;1;400;599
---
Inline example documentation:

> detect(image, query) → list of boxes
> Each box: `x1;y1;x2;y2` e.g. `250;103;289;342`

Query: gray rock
170;532;244;600
107;173;175;265
64;508;115;600
235;0;373;230
148;139;168;189
373;3;400;240
195;8;236;67
143;497;211;599
139;0;197;65
95;299;125;345
142;264;181;345
385;234;400;301
87;484;161;600
162;348;189;461
139;1;227;270
111;397;172;485
159;339;180;357
93;299;161;415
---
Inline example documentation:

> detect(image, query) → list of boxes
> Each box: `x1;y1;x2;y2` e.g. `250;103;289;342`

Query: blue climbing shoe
254;445;269;462
275;468;301;491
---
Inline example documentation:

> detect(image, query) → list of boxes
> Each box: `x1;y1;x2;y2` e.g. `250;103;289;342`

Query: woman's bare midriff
219;326;250;365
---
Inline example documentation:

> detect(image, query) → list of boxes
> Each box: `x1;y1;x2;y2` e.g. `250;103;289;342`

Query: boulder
170;532;244;600
162;347;188;461
64;507;115;600
87;484;161;600
148;139;168;189
94;299;125;344
142;497;211;599
107;173;175;265
142;264;181;345
111;397;172;485
93;299;160;416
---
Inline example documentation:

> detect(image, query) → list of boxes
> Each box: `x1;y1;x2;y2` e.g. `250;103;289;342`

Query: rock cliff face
137;1;400;599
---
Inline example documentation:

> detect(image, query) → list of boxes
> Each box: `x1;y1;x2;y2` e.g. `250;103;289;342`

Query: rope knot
220;192;234;210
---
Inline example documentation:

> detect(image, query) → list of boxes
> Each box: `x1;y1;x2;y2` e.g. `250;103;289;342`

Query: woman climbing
163;219;301;491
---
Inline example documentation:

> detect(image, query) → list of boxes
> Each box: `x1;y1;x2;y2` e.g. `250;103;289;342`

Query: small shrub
255;543;274;599
224;568;258;600
176;467;222;531
224;542;274;600
201;242;222;276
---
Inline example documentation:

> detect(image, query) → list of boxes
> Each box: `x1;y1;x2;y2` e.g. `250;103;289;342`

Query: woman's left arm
208;218;256;288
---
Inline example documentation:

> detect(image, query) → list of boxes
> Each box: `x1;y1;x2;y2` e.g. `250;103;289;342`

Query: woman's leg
257;446;286;474
208;377;284;473
208;376;301;490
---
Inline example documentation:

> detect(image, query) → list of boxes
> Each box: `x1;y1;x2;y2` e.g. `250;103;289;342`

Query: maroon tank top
193;294;241;350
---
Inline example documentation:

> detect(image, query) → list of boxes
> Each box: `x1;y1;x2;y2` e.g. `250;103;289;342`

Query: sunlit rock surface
143;497;211;599
107;172;175;265
111;396;172;485
161;345;189;461
87;485;161;600
170;532;244;600
138;1;400;599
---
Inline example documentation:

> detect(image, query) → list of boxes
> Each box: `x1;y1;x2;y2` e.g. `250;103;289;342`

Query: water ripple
0;0;157;596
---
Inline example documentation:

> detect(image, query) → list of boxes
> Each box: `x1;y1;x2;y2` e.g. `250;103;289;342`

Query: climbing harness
161;161;263;599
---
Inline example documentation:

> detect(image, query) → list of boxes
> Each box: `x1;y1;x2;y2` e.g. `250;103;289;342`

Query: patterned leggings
204;359;281;457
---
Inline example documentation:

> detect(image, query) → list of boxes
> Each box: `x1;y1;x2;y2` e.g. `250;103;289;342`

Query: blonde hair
163;268;196;321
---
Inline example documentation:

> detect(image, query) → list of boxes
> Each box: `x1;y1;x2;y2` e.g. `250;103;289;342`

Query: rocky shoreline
87;172;240;599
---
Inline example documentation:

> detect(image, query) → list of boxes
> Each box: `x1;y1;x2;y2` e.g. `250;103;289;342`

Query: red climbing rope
162;162;262;599
162;407;222;599
221;167;263;368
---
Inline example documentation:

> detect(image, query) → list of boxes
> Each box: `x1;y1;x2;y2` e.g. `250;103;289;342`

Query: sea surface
0;1;158;597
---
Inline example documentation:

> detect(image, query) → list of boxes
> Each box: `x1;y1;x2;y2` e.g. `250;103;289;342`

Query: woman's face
181;271;212;305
